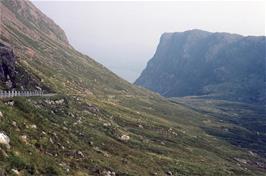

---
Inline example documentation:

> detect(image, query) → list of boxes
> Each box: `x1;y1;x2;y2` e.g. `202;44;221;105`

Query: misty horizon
32;1;265;82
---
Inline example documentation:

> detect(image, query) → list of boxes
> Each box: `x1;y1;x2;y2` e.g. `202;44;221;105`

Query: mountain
135;29;266;104
1;1;266;175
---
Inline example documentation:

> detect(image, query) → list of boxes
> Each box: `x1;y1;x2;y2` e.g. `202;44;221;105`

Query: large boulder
0;132;10;149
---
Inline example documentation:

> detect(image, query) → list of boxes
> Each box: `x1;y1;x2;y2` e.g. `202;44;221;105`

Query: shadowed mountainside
135;29;266;104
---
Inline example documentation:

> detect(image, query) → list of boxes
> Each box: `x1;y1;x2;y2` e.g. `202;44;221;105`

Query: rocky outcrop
0;42;16;89
135;29;266;104
0;42;51;91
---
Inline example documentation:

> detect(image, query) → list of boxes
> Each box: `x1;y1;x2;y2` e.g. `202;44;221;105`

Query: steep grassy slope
0;0;266;175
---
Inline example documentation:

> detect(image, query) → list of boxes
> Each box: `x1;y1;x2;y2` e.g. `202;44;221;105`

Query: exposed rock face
135;29;266;104
0;42;51;91
0;42;16;89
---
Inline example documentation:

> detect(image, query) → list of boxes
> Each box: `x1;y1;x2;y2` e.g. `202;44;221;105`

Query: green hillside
0;0;265;175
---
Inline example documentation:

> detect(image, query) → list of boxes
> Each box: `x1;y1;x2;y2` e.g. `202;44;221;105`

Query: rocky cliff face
0;41;51;91
135;29;266;104
0;42;16;89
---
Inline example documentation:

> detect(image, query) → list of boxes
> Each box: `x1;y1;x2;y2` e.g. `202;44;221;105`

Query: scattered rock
0;111;3;117
103;122;111;127
138;124;143;128
20;135;28;144
255;161;266;169
248;151;257;157
63;126;68;130
0;132;10;149
171;131;177;136
49;138;54;144
82;103;100;114
93;147;101;153
234;158;248;164
5;101;14;106
77;151;85;158
73;120;82;126
120;135;130;142
103;152;110;158
44;99;64;105
102;170;116;176
30;124;37;129
12;121;17;127
59;162;70;172
11;169;20;175
55;99;64;105
68;112;75;118
166;171;173;176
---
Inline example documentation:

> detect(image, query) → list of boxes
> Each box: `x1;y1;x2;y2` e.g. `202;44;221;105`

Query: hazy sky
32;1;265;82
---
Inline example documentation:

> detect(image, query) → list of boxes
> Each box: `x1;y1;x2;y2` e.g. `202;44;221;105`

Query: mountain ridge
135;29;266;104
1;0;69;45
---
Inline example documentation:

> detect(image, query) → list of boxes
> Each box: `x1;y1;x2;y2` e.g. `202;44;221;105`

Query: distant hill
135;29;266;104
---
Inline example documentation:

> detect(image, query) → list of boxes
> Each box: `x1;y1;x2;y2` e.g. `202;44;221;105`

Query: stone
248;151;257;157
12;121;17;127
166;171;173;176
0;111;3;117
6;101;14;106
120;135;130;142
49;138;54;144
30;124;37;129
55;99;64;105
0;132;10;148
11;169;20;175
103;122;111;127
138;124;143;128
77;151;85;158
102;170;116;176
20;135;28;144
234;158;248;164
